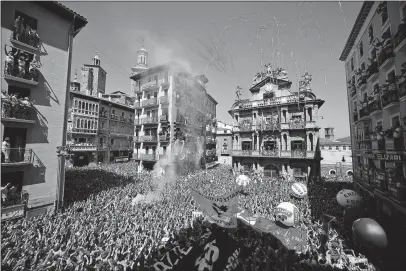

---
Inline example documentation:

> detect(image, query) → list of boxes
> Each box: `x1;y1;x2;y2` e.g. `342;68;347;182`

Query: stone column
252;132;255;150
287;134;291;151
306;132;311;151
256;132;260;150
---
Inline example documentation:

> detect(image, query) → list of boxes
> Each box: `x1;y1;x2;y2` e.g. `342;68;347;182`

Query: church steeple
131;39;149;76
93;52;100;66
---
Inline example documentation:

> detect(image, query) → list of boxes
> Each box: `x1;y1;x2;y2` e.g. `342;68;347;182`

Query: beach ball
235;175;250;187
336;189;363;208
352;218;388;249
291;182;308;199
274;202;300;227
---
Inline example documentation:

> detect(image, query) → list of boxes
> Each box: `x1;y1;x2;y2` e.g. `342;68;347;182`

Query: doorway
2;127;27;163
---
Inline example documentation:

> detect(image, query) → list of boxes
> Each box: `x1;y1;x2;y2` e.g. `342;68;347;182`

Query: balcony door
291;141;303;151
263;141;276;151
3;127;27;162
242;141;252;150
264;165;278;178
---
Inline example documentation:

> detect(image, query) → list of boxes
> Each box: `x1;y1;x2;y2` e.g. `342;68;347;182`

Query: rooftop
35;1;88;36
319;137;352;146
339;1;374;61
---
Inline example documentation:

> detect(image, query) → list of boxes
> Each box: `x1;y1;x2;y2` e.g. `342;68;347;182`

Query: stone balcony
289;120;306;130
140;135;158;142
68;144;97;151
141;82;159;92
142;116;159;125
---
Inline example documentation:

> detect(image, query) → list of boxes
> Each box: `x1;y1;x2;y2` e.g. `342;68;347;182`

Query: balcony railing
398;80;406;99
142;98;158;107
134;136;140;142
359;105;370;119
221;150;232;155
70;127;97;134
381;89;399;108
289;120;305;129
4;60;38;85
350;87;357;97
368;99;382;114
394;24;406;51
134;101;141;108
259;121;281;131
134;119;141;125
231;149;309;158
1;148;33;164
139;153;157;161
160;115;168;122
236;95;301;110
159;96;169;104
1;98;35;122
290;150;307;158
142;117;158;124
141;81;159;91
356;75;367;89
378;47;395;68
72;108;99;117
68;144;97;151
140;135;158;142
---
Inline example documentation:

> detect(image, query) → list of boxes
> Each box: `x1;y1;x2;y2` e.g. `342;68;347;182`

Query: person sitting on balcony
2;137;11;163
17;53;28;78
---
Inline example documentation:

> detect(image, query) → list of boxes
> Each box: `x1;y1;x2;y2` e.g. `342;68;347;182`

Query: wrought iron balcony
290;150;307;158
221;150;232;155
381;89;399;108
378;47;395;69
139;153;157;161
3;60;38;85
239;123;255;132
134;119;141;125
142;98;158;107
140;135;158;142
68;144;97;151
142;116;159;124
289;120;305;129
141;82;159;91
1;98;35;123
398;80;406;99
234;95;301;110
232;150;261;156
1;148;33;165
259;121;281;131
394;23;406;52
356;75;367;89
134;136;141;142
359;105;370;119
160;115;168;122
159;96;169;104
368;99;382;114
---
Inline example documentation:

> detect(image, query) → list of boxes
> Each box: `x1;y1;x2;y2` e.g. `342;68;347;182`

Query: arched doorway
264;164;279;178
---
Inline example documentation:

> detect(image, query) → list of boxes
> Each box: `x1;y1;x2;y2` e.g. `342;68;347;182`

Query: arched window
78;101;82;112
329;169;336;175
74;100;78;108
76;119;80;128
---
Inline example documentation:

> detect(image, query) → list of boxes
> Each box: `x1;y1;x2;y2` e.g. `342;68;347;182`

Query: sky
62;1;362;139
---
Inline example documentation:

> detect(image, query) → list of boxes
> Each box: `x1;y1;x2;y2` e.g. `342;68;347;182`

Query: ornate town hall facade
229;65;325;180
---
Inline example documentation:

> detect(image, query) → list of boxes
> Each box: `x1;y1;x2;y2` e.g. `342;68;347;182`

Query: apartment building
319;127;353;176
340;2;406;268
229;66;324;180
129;46;217;171
1;1;87;219
67;56;134;164
340;1;406;217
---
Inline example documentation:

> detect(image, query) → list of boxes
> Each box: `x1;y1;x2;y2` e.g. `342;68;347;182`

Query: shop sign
375;153;403;161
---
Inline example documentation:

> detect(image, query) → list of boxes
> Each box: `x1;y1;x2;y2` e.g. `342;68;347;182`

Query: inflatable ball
336;189;363;208
291;182;308;199
352;218;388;249
274;202;300;227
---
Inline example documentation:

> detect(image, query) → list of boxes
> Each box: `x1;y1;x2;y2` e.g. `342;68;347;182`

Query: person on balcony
17;52;28;78
12;16;22;41
4;45;17;76
29;27;40;48
18;17;26;43
2;137;11;163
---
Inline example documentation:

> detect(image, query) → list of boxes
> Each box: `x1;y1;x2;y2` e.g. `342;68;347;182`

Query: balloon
336;189;363;208
274;202;300;227
352;218;388;249
291;182;308;199
235;175;250;187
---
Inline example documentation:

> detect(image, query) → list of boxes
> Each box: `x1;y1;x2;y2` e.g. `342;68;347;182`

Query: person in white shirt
2;137;11;163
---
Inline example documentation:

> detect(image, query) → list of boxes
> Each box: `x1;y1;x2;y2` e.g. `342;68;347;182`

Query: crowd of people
1;162;378;270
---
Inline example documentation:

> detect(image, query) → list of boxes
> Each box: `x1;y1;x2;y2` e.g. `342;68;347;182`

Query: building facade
216;120;233;165
340;2;406;269
229;66;324;180
129;46;217;171
67;56;134;164
319;127;353;176
340;1;406;216
1;1;87;219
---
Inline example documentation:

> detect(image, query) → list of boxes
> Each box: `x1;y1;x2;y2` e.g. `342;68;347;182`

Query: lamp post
55;145;72;213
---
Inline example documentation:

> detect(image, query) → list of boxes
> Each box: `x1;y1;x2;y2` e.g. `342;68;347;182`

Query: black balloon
352;218;388;249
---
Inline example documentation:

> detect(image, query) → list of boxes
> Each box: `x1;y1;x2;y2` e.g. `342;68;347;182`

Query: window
371;48;377;60
387;70;396;84
373;83;379;94
328;146;332;150
154;75;158;84
391;115;400;128
14;11;38;45
359;41;364;58
360;62;365;71
402;4;406;20
353;101;357;111
363;92;367;103
350;58;354;71
343;146;346;150
348;146;351;150
380;2;388;25
368;25;374;43
112;110;115;115
321;146;324;150
336;146;340;150
121;112;125;117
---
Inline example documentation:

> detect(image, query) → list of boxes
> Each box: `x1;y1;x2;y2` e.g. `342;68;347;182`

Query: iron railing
1;98;35;121
1;148;33;164
4;61;38;83
381;89;399;108
142;117;159;124
142;97;158;107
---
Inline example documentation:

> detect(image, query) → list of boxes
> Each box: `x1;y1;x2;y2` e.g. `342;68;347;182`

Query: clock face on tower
265;83;274;92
